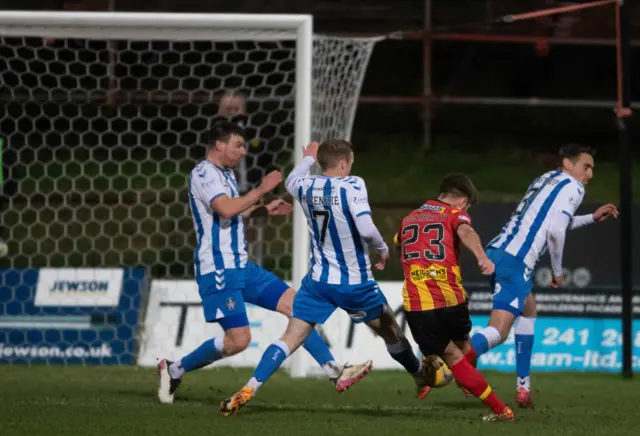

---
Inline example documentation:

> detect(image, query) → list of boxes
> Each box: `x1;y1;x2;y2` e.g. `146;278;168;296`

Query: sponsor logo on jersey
419;204;445;213
410;264;447;282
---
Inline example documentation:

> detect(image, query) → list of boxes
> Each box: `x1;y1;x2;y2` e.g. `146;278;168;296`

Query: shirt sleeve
449;209;472;231
346;177;372;218
547;210;572;277
569;214;595;230
285;156;316;197
191;166;227;207
354;213;388;255
554;181;585;218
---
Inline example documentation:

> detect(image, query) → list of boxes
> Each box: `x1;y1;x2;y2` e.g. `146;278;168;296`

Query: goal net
0;12;381;371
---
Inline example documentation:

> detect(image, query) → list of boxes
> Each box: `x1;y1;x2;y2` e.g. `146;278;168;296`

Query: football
421;355;454;388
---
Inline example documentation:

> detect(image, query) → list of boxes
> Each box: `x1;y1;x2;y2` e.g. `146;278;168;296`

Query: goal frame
0;11;312;374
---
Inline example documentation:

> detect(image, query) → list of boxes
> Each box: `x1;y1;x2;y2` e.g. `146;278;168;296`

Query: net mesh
0;34;380;283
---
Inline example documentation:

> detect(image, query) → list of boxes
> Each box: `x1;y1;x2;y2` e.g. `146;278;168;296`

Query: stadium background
1;0;638;300
1;1;640;435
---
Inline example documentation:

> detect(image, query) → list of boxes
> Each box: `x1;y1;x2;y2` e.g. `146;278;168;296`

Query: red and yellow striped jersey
394;200;471;311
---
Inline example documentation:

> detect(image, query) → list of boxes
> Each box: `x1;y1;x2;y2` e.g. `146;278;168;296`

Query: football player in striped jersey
395;174;514;422
157;122;360;405
220;139;429;415
470;144;617;409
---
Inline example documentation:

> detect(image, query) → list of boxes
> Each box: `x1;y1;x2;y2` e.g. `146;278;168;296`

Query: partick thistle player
395;174;514;422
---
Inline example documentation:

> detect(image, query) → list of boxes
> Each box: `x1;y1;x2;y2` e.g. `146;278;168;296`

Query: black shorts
405;302;471;357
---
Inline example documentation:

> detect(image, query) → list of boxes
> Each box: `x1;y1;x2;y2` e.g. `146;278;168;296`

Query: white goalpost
0;11;381;376
0;9;315;287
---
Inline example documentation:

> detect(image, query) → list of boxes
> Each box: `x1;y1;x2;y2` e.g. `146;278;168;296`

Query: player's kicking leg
157;273;253;404
241;262;355;390
219;319;372;416
220;276;374;416
465;248;530;371
514;294;536;408
363;304;430;398
157;314;250;404
405;305;514;422
444;341;514;421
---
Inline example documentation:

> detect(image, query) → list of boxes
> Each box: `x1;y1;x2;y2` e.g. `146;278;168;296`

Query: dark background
3;0;640;154
0;0;637;304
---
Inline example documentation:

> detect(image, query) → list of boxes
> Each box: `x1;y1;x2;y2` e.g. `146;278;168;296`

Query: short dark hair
317;139;353;171
208;120;246;146
559;144;596;161
439;173;478;205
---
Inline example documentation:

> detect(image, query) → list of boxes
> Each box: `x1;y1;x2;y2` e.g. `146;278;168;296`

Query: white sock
321;360;343;379
214;336;226;356
515;317;536;335
169;360;185;379
247;377;263;393
518;376;531;391
479;326;503;349
386;338;421;377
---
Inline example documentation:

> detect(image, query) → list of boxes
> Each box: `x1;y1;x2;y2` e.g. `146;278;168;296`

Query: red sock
450;358;505;414
464;347;478;368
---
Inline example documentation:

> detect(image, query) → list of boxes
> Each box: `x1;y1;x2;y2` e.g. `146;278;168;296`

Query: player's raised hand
478;256;495;276
375;252;389;271
259;170;283;194
550;275;565;288
265;199;293;216
303;141;319;160
593;204;619;222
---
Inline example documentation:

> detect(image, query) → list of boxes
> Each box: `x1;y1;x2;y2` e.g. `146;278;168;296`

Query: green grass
2;366;639;436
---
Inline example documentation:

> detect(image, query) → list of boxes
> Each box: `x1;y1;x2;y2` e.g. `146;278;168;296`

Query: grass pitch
2;366;639;436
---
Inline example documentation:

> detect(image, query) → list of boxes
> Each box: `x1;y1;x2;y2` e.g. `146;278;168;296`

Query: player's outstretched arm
567;203;618;230
212;171;283;219
284;142;318;197
456;224;494;275
241;198;294;219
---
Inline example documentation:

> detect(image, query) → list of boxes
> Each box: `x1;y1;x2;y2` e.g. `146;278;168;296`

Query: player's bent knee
523;294;537;317
275;288;295;317
223;326;252;355
367;308;404;344
442;341;464;367
454;339;471;354
281;317;314;352
489;309;516;341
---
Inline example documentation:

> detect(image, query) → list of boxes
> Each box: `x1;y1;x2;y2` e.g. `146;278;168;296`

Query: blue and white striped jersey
286;161;375;286
188;160;247;278
488;170;585;269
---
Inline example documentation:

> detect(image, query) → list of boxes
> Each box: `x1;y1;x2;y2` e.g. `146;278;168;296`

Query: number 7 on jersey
312;210;331;246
